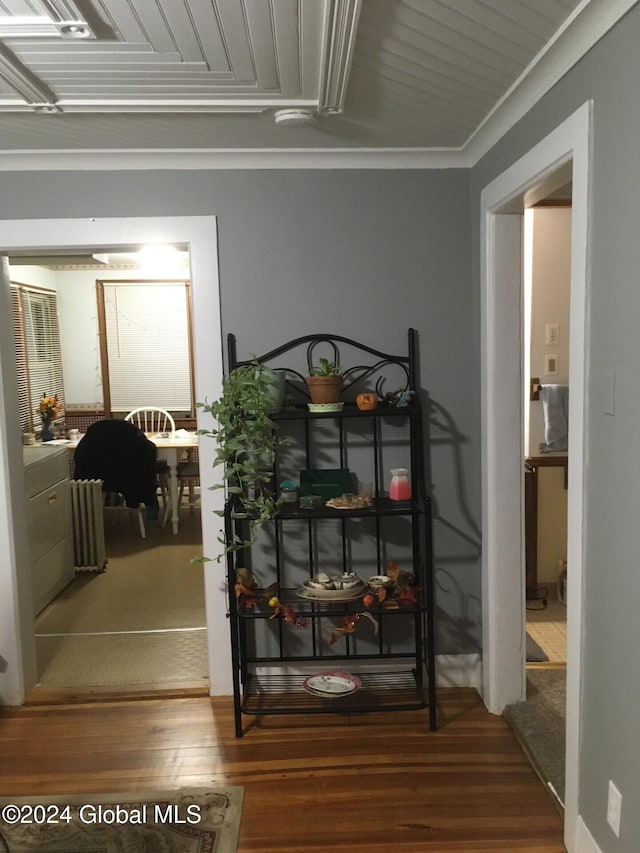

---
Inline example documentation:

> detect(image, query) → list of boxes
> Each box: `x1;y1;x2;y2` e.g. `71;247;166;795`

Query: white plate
302;671;362;697
307;402;344;413
296;583;366;602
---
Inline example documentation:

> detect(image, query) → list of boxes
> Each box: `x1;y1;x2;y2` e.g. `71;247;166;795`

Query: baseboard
436;653;482;690
572;817;603;853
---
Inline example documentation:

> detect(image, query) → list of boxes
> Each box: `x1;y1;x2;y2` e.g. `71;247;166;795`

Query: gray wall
472;6;640;850
0;167;478;654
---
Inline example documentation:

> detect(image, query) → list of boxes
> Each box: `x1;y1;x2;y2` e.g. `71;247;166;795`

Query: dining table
58;429;199;534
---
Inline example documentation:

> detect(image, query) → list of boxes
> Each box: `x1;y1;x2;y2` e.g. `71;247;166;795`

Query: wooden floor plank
0;687;566;852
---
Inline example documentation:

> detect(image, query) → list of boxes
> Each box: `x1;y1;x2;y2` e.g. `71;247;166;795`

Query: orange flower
38;394;61;421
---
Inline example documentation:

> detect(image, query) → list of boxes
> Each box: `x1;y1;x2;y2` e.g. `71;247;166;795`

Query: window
97;280;195;416
11;283;65;432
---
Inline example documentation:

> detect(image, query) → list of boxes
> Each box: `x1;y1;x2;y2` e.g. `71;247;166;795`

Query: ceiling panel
0;0;610;153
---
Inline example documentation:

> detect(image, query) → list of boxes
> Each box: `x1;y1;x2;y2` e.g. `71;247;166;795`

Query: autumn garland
234;562;420;646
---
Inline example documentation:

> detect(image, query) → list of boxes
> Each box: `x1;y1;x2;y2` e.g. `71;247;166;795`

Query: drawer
28;478;71;563
25;448;70;498
32;536;74;616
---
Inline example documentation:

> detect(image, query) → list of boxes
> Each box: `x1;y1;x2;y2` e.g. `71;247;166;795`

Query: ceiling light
57;22;93;39
274;109;317;128
135;245;188;273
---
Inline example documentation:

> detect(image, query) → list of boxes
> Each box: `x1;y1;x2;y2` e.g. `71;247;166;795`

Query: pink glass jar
389;468;411;501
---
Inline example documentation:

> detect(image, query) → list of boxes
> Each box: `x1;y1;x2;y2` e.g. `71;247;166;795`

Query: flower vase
41;420;54;442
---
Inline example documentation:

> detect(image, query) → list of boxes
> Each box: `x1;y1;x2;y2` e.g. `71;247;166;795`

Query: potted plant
305;357;343;404
199;360;287;556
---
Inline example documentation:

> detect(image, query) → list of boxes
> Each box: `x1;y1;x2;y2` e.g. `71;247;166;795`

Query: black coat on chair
73;419;159;513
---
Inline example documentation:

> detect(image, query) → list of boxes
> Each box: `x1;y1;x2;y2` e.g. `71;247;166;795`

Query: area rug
35;629;209;688
526;631;549;662
0;787;243;852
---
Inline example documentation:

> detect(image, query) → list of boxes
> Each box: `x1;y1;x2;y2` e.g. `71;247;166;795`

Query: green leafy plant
198;360;287;558
308;357;342;376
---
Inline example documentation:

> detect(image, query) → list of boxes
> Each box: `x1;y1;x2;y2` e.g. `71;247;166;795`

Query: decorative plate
307;402;344;413
325;495;373;510
302;671;362;697
296;582;366;602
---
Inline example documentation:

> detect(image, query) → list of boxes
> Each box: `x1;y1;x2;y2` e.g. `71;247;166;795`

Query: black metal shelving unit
224;330;436;736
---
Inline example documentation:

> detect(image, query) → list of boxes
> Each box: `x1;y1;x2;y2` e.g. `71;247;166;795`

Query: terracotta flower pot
305;375;343;404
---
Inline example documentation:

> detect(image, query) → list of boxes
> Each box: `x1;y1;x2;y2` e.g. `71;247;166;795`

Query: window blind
11;284;66;432
99;281;193;414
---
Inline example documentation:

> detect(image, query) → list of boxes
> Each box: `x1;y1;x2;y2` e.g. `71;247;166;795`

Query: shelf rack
224;330;436;736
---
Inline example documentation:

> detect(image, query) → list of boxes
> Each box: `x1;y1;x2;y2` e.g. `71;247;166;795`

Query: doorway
524;202;571;670
0;215;231;705
505;201;572;807
480;102;591;846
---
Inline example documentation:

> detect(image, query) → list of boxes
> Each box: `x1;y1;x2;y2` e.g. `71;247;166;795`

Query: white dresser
24;445;74;615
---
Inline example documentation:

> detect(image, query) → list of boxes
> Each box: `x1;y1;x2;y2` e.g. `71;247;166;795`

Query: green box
299;468;351;500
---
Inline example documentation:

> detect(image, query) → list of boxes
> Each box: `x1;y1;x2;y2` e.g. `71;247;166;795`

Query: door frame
0;215;229;704
480;101;591;848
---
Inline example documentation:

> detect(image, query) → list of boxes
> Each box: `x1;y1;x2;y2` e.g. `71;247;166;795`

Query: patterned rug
0;787;243;852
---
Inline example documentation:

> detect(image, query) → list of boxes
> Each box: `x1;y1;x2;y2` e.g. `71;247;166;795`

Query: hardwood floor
0;687;566;852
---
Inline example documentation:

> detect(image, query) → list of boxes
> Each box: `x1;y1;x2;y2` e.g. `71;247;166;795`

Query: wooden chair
124;407;175;436
125;408;176;526
177;452;200;512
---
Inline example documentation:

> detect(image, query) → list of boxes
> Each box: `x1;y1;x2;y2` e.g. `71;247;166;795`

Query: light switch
545;354;558;376
546;323;559;346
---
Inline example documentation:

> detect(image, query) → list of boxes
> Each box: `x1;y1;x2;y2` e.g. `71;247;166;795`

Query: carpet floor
0;787;243;852
36;629;209;688
33;507;208;690
504;667;567;805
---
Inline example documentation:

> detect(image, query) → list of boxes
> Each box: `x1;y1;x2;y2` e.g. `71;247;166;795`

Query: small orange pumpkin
356;392;378;411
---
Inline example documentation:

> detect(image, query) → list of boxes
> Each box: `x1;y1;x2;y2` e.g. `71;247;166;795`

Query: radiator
70;479;107;572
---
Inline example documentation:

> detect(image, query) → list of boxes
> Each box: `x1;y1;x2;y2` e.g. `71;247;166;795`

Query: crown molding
464;0;638;166
318;0;362;114
0;147;465;171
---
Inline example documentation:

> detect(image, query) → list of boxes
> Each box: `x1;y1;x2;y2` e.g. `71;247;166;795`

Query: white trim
465;0;636;164
573;817;604;853
0;0;631;171
0;215;229;700
480;101;591;852
0;148;464;171
317;0;362;113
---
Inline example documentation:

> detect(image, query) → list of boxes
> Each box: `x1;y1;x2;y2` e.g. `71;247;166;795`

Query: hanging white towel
539;384;569;452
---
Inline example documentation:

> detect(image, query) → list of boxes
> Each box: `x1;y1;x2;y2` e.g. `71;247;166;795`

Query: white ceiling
0;0;631;162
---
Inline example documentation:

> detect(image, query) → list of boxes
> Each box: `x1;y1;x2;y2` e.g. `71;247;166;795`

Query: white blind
101;281;192;412
11;284;65;432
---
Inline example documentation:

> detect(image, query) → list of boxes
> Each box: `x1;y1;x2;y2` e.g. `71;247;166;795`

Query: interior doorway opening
0;216;229;707
480;101;591;847
506;199;572;808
